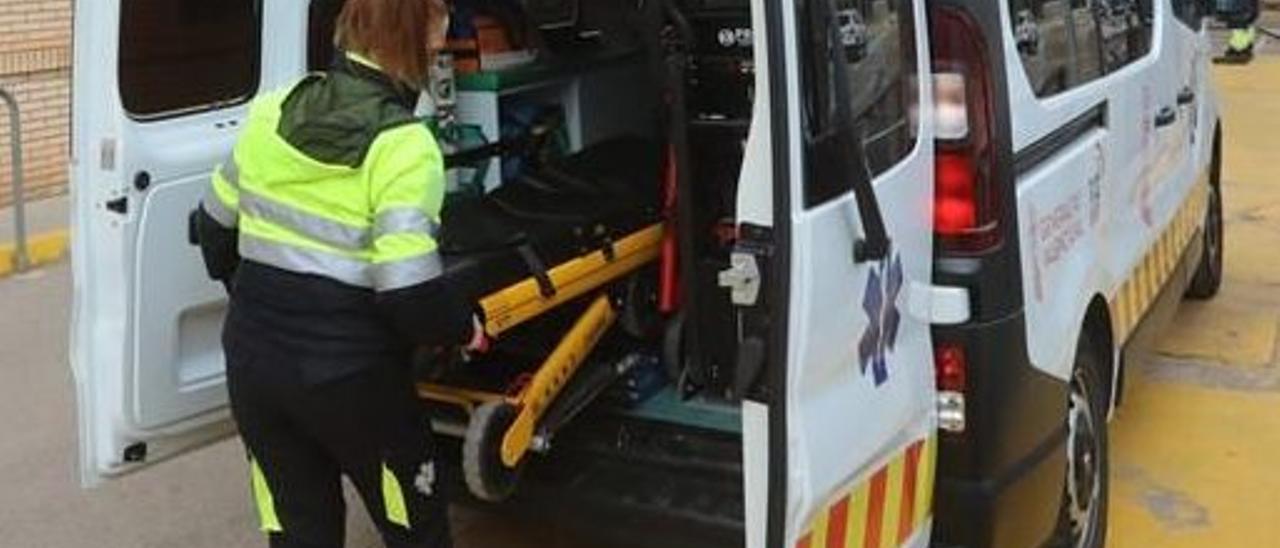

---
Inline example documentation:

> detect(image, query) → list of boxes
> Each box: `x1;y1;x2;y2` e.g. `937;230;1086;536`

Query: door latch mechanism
719;252;762;306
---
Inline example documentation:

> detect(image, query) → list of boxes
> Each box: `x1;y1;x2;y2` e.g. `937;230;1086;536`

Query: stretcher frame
416;223;664;497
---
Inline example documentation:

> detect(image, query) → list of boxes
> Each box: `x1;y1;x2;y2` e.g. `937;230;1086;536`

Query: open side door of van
70;0;296;485
738;0;938;546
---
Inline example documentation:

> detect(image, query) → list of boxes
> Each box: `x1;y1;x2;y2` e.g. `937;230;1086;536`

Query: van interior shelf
456;48;643;95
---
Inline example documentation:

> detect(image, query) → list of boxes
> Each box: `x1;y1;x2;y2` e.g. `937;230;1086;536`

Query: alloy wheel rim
1065;374;1101;547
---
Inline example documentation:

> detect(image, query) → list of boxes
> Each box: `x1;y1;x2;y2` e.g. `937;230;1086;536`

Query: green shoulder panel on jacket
276;71;419;168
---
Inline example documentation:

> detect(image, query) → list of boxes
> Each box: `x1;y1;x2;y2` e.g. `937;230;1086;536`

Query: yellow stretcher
417;223;664;501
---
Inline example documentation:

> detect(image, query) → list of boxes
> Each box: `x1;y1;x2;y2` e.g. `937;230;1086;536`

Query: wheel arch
1080;295;1117;414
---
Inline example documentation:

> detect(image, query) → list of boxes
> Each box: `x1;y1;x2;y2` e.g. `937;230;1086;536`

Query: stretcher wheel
463;401;525;502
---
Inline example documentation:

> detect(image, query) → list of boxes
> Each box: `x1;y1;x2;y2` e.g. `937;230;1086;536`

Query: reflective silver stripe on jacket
221;153;241;187
240;234;374;289
202;155;241;228
373;207;439;239
240;190;371;251
201;188;238;228
240;234;444;291
372;253;444;292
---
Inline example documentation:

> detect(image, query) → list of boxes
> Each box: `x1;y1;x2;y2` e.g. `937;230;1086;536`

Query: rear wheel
463;402;525;502
1052;348;1109;548
1187;131;1224;299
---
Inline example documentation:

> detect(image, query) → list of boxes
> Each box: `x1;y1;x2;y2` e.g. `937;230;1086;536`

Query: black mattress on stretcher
436;137;663;303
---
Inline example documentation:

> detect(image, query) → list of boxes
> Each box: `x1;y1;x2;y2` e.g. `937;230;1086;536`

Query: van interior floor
434;367;746;547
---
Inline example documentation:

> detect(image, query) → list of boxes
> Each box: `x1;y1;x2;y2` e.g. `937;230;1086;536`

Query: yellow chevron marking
809;501;831;548
913;436;937;532
1112;178;1211;344
879;456;905;548
845;480;871;548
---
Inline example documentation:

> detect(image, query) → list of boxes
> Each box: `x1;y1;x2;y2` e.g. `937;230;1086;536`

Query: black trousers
225;337;452;548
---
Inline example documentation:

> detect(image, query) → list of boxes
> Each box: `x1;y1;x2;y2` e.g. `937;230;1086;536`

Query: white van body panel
779;0;937;545
71;0;307;485
741;1;773;546
743;400;771;548
738;0;776;229
999;0;1218;383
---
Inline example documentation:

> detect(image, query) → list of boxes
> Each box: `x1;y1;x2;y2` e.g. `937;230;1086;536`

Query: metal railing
0;86;28;272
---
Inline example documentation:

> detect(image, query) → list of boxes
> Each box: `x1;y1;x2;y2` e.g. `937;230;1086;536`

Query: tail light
930;7;1000;251
935;342;967;433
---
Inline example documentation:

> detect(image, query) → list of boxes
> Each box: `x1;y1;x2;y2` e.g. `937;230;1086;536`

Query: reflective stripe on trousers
250;456;284;534
249;458;412;533
382;463;411;529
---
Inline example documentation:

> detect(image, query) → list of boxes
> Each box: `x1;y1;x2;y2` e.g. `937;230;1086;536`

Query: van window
1069;0;1103;84
802;0;921;208
1098;0;1152;71
1009;0;1150;97
118;0;262;118
309;0;346;71
1010;0;1075;96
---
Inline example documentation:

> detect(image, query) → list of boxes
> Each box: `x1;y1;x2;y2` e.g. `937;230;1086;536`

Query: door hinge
123;442;148;463
105;197;128;215
719;251;762;306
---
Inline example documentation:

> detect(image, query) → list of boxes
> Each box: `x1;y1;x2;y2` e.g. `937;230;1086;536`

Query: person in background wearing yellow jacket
1218;0;1262;64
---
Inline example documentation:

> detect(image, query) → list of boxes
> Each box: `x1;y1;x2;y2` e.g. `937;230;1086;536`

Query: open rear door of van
738;0;939;546
70;0;292;485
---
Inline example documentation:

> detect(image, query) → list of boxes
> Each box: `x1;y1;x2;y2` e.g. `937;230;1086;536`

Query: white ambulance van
926;1;1246;547
70;1;948;547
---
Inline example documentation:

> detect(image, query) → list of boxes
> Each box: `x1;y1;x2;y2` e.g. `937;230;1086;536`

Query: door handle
1177;87;1196;106
1154;106;1177;128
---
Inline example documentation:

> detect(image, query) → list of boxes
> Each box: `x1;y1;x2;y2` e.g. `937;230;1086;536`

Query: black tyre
462;402;525;502
1052;347;1110;548
1187;130;1224;300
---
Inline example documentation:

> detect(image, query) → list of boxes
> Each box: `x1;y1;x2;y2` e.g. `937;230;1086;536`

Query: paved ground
1106;51;1280;547
0;264;596;548
3;27;1280;548
0;193;65;244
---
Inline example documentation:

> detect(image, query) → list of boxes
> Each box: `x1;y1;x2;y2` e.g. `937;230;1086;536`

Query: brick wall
0;0;71;208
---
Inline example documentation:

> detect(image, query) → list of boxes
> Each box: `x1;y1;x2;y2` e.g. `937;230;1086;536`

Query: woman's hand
464;315;491;354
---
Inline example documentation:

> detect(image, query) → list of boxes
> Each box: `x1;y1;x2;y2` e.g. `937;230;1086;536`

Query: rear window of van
118;0;262;119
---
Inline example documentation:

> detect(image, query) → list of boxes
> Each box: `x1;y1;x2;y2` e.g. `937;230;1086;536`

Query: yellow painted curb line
0;229;69;277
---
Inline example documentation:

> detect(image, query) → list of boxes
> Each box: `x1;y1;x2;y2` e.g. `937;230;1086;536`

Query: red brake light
935;152;977;234
935;342;967;392
930;6;1000;251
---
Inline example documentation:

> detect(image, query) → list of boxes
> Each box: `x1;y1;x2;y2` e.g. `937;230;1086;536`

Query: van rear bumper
931;310;1069;548
934;428;1067;548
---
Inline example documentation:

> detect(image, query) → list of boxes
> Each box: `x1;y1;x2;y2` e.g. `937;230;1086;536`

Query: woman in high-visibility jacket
193;1;484;546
